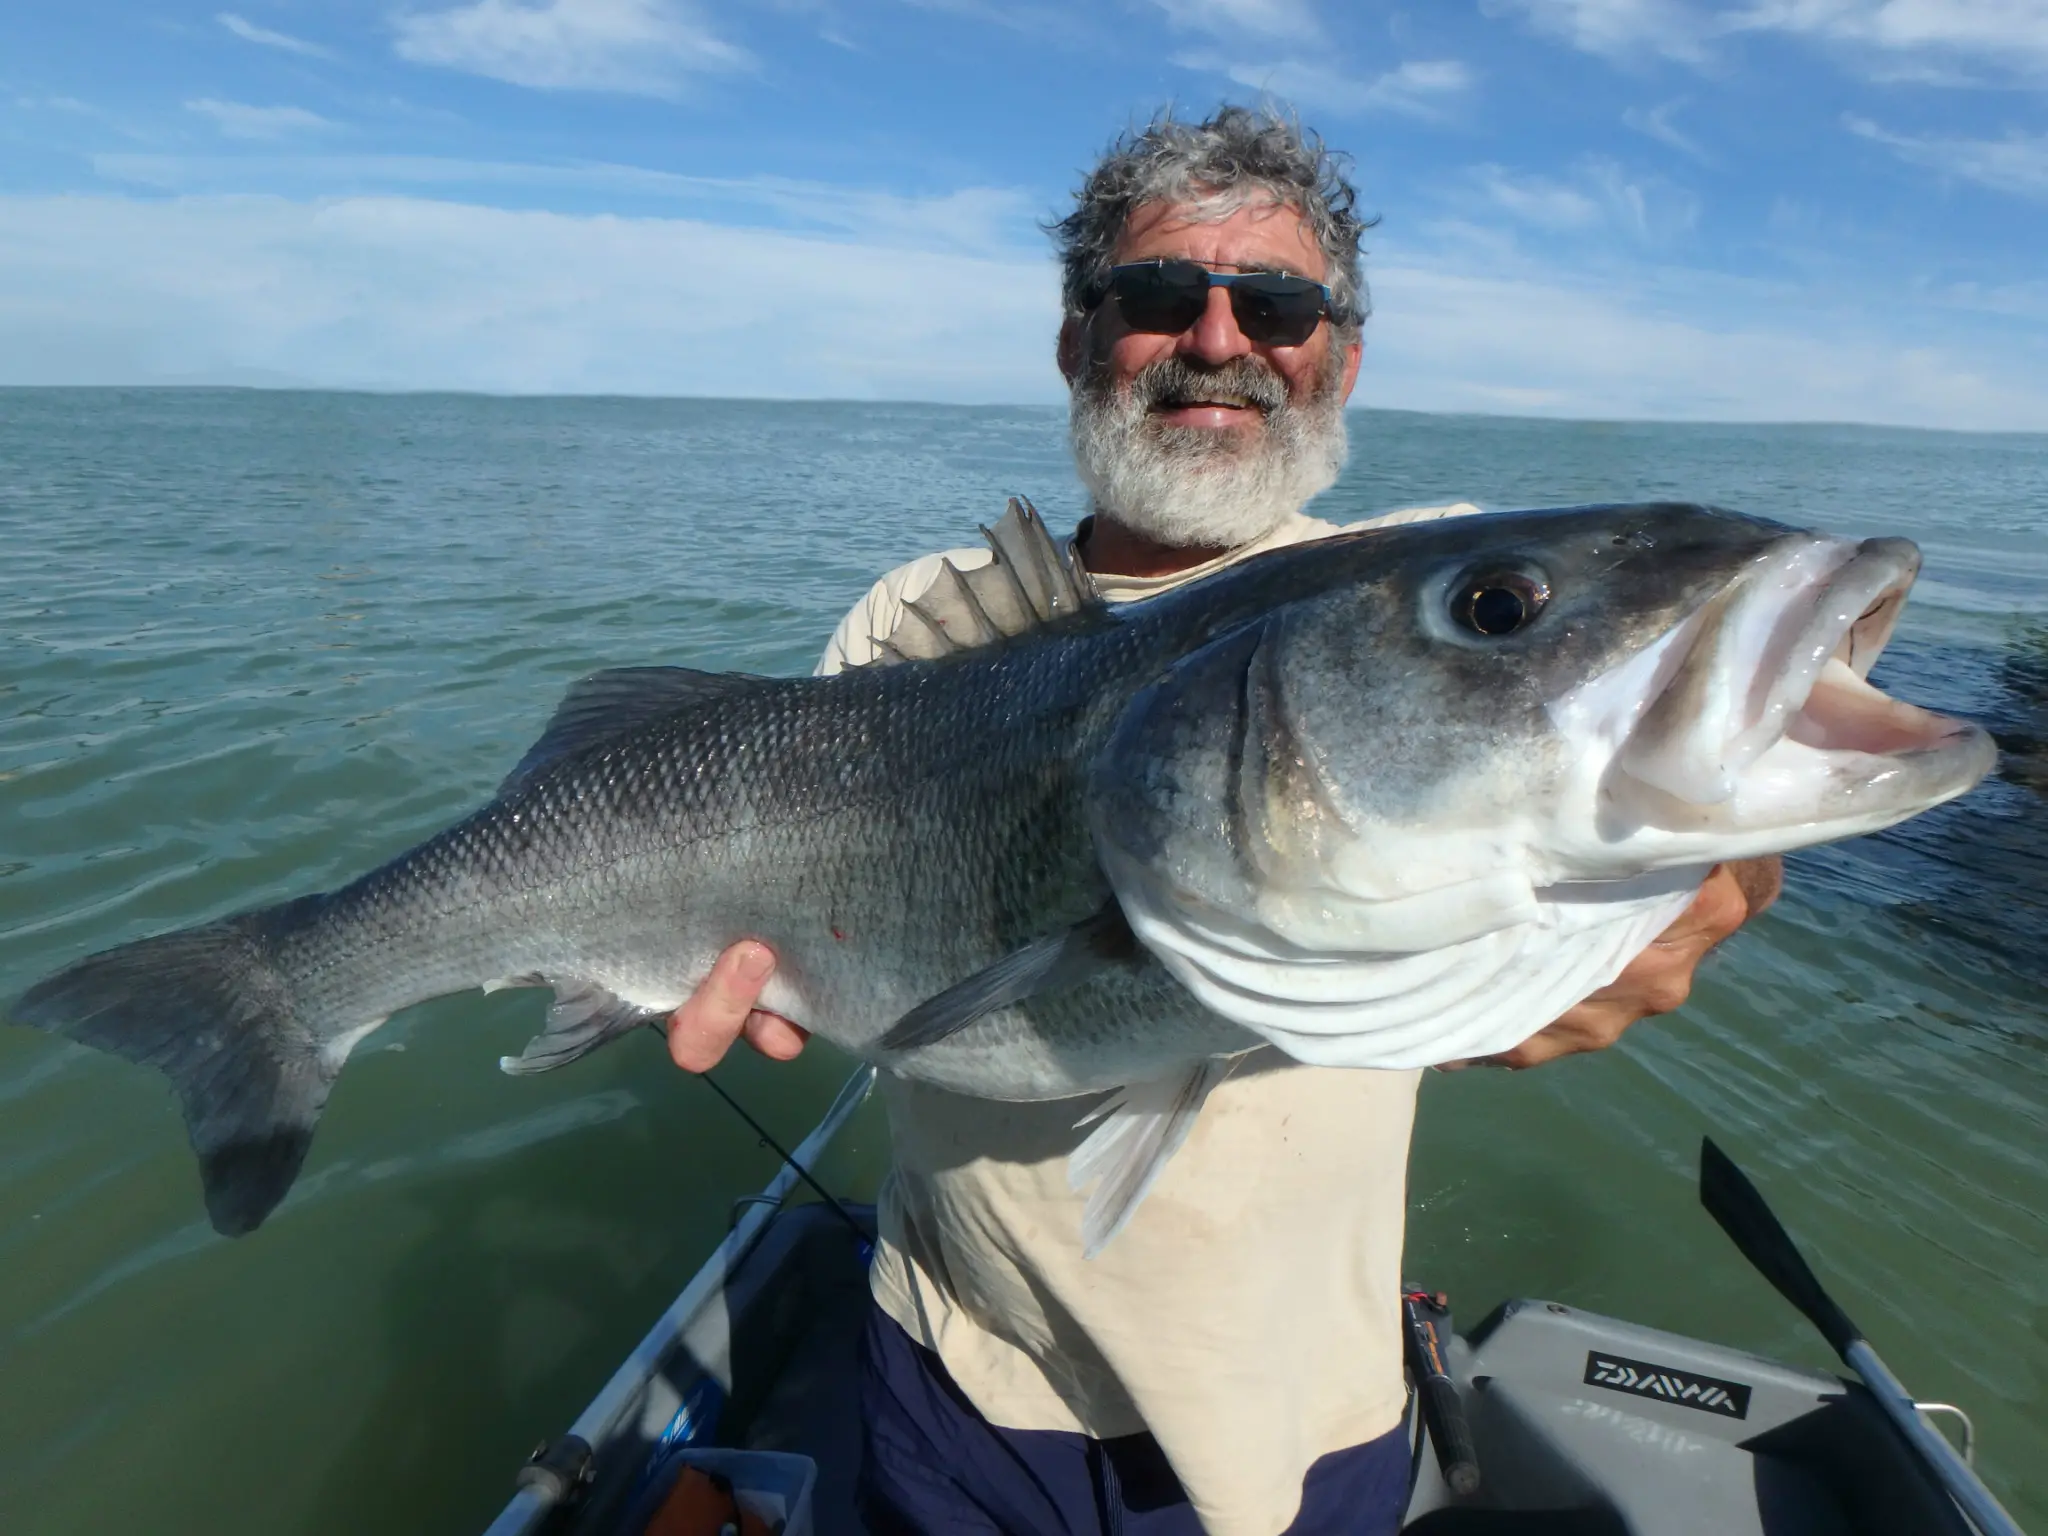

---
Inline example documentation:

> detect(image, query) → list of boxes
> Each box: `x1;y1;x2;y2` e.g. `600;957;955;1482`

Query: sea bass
9;502;1994;1252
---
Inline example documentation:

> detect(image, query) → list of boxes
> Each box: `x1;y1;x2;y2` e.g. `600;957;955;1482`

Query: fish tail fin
11;896;343;1236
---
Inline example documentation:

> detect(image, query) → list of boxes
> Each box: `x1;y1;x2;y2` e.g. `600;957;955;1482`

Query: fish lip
1617;534;1989;813
1741;537;1921;753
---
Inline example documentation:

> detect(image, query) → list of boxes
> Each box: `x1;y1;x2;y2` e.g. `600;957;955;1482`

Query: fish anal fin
498;978;665;1076
501;666;771;795
1068;1057;1236;1258
876;902;1137;1054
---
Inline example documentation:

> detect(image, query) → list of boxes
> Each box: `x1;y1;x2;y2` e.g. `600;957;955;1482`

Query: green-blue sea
1;390;2043;1532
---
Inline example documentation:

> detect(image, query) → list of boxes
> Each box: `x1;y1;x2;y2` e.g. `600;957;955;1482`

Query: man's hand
665;941;809;1072
1443;857;1783;1071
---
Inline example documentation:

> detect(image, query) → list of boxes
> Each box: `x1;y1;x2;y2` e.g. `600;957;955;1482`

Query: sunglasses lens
1108;262;1208;335
1229;276;1325;347
1104;262;1329;346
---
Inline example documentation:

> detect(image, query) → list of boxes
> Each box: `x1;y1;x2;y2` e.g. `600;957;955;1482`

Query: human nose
1176;282;1253;365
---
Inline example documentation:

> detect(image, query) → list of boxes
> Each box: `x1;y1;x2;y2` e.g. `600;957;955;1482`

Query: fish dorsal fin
876;496;1100;666
500;665;769;794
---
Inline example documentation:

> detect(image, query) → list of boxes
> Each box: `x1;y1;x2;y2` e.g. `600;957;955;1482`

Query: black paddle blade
1699;1137;1861;1358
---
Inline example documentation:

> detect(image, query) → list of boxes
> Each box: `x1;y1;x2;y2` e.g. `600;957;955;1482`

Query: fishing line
647;1022;871;1243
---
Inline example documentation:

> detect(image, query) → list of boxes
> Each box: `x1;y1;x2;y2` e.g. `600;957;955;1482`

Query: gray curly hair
1049;104;1373;342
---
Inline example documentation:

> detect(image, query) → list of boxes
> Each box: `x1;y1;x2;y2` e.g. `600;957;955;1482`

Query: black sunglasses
1092;258;1336;347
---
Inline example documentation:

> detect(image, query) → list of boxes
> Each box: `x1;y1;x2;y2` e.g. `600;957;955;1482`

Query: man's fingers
1729;855;1784;919
1438;857;1787;1076
742;1010;810;1061
667;941;776;1073
1653;857;1780;948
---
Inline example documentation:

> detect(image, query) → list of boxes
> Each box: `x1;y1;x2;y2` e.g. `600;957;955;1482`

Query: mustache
1127;355;1290;417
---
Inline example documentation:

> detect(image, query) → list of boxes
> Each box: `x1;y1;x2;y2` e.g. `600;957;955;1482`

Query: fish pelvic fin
498;978;666;1076
11;897;345;1237
876;901;1138;1054
1067;1056;1237;1258
870;497;1101;667
501;666;773;796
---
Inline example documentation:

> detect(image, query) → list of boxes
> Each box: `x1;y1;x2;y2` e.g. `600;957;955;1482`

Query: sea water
1;390;2042;1531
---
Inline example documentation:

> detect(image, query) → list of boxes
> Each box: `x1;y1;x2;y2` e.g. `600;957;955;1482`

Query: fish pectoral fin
500;666;773;795
498;978;665;1077
1067;1057;1237;1258
875;901;1138;1053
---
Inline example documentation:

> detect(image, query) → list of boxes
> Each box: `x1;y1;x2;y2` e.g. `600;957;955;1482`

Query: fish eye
1451;570;1550;637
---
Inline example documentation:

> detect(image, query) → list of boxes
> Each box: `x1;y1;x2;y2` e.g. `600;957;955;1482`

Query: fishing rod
1698;1137;2025;1536
1401;1288;1480;1497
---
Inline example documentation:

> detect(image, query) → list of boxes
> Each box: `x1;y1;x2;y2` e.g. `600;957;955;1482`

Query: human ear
1057;314;1087;383
1337;336;1363;403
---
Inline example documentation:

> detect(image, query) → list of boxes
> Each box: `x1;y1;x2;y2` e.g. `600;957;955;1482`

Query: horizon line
4;383;2043;440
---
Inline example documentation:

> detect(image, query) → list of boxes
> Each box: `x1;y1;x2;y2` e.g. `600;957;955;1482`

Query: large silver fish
9;502;1994;1252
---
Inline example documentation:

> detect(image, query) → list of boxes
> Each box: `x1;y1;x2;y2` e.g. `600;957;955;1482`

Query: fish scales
239;564;1268;1099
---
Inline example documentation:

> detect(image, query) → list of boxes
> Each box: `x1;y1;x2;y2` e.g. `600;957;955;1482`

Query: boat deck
482;1070;1988;1536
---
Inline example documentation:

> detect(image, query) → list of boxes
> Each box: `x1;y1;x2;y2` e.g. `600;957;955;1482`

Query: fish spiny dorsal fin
904;560;1000;651
500;665;769;795
889;592;968;662
871;496;1100;668
982;496;1090;622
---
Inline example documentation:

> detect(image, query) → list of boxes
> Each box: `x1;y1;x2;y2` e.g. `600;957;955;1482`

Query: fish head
1255;501;1993;886
1089;502;1995;1067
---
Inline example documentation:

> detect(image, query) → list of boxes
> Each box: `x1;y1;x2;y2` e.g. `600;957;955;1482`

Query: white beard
1068;353;1350;550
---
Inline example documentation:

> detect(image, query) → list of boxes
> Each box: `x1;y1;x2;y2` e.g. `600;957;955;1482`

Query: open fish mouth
1603;536;1995;834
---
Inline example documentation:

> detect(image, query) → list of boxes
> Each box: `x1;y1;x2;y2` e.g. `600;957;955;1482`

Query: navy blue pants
857;1303;1412;1535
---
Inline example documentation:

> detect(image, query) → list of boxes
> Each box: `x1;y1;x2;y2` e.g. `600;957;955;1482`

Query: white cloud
1500;0;2048;76
1362;59;1476;113
391;0;748;96
217;12;332;58
1150;0;1324;43
1488;0;1715;62
2;190;2040;429
1465;157;1699;239
87;154;1040;253
1732;0;2048;73
1173;55;1474;119
0;193;1057;399
184;99;338;139
1846;113;2048;198
1623;98;1710;161
1474;167;1606;227
1356;246;2048;428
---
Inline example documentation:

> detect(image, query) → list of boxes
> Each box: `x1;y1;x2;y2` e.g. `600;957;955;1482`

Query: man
670;107;1780;1535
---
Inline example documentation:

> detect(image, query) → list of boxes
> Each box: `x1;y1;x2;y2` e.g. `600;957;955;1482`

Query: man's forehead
1112;196;1323;276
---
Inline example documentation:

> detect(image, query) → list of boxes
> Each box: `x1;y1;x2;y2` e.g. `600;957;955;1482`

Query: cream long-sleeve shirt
818;501;1480;1536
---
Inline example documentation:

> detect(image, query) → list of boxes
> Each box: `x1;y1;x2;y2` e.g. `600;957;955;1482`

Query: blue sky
4;0;2046;426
